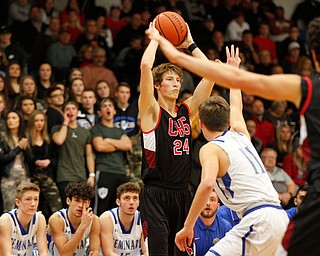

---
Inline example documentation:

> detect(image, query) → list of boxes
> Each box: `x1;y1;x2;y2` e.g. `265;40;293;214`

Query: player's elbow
140;61;153;71
201;179;215;192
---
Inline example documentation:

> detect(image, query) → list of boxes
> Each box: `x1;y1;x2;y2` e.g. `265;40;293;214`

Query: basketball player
47;181;100;256
174;46;289;255
148;17;320;256
0;183;48;256
100;182;148;255
139;22;215;255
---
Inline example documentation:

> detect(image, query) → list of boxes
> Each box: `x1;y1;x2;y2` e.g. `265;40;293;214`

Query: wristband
89;173;95;177
187;43;198;53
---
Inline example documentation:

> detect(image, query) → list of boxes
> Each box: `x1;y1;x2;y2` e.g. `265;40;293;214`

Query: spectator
100;182;147;255
242;92;255;120
0;183;47;256
17;96;36;127
253;22;278;64
96;11;113;50
0;47;9;73
113;12;146;54
283;142;308;187
0;92;8;133
246;119;263;154
251;98;275;148
262;148;296;208
52;101;95;207
225;11;250;43
74;18;108;53
211;30;227;62
29;17;61;75
106;5;126;42
269;6;292;43
47;27;77;82
27;110;62;220
279;25;308;60
45;86;65;134
59;0;85;25
244;0;265;36
96;79;111;102
0;25;27;74
67;67;83;87
91;98;132;215
281;42;301;74
212;0;238;34
265;100;291;127
8;0;31;24
193;190;232;256
40;0;59;25
268;123;294;167
0;110;31;212
36;62;54;100
254;49;273;75
48;181;100;255
5;62;22;102
60;9;83;44
82;47;118;97
68;78;85;103
238;30;260;69
77;89;99;130
70;43;94;69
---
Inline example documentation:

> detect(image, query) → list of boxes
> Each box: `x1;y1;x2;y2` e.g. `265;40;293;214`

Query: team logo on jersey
98;187;108;199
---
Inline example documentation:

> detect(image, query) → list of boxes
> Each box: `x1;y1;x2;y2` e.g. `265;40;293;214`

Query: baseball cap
288;42;300;51
0;25;11;34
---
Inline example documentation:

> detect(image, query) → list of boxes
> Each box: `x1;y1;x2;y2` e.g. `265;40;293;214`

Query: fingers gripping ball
155;11;187;46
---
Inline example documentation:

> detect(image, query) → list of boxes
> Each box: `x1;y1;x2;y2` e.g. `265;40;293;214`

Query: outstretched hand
226;45;241;68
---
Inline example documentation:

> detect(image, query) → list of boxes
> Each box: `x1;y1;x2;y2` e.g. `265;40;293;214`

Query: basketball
154;11;187;46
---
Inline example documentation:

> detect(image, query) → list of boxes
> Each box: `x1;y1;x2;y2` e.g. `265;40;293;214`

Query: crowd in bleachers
0;0;318;218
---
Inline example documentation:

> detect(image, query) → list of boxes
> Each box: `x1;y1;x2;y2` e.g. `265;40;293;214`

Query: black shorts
140;183;192;256
285;180;320;256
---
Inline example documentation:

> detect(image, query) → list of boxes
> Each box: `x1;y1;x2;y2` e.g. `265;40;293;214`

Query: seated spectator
8;0;31;24
68;78;85;104
40;0;59;25
246;119;263;154
265;100;292;127
0;47;9;73
293;55;314;76
268;6;292;43
242;92;255;120
254;49;273;75
262;148;296;208
283;141;307;187
61;9;84;44
280;42;301;74
238;30;260;69
47;27;77;82
0;91;9;133
268;123;294;167
82;47;118;97
193;190;232;256
225;11;250;43
251;98;275;148
106;5;126;42
5;62;22;102
67;67;83;87
253;22;278;64
59;0;85;26
96;10;113;50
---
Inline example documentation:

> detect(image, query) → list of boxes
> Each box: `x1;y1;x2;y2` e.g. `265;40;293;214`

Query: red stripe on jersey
144;148;156;169
300;76;313;116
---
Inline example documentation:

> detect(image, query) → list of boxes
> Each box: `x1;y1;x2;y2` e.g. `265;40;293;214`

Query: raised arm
226;46;250;139
182;25;215;121
146;30;302;107
138;23;160;132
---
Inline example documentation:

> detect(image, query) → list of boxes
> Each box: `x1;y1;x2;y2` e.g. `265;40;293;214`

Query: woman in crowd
268;123;294;167
27;110;62;219
68;77;85;103
36;63;54;100
5;62;22;102
283;142;307;188
0;92;8;133
0;110;31;212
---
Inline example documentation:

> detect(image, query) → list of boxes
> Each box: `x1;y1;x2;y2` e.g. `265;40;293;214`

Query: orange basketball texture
155;11;187;46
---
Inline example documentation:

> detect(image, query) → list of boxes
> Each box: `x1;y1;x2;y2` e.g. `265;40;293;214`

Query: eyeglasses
51;93;64;98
